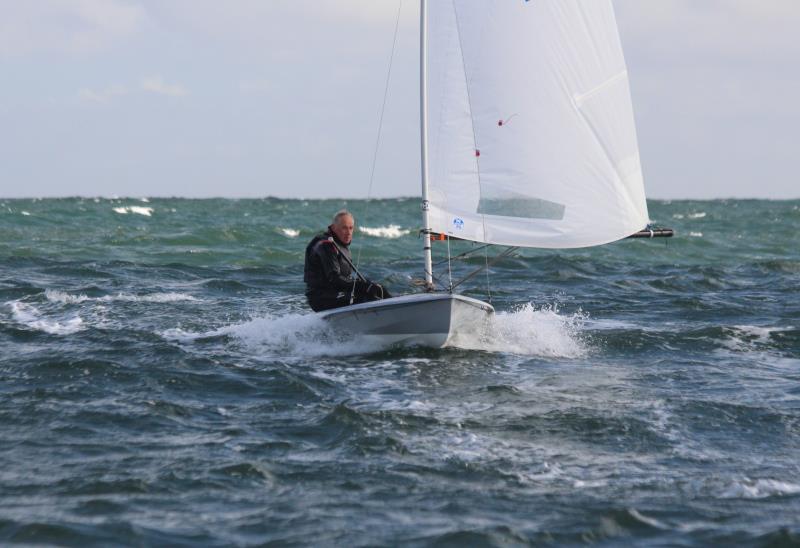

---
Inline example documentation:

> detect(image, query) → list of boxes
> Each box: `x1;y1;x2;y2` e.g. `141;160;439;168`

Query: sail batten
426;0;649;249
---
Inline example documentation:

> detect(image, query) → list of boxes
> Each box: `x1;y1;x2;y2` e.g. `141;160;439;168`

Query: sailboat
318;0;668;347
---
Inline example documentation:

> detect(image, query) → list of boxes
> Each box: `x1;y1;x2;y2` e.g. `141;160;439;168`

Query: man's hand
366;283;390;300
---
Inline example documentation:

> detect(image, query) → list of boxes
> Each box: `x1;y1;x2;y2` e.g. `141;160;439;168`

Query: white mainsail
425;0;649;249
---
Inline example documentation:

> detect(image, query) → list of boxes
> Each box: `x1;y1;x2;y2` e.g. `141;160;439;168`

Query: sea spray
449;302;587;358
163;312;388;357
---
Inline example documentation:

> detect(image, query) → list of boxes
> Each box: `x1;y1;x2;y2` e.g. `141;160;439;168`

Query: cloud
78;77;188;103
141;76;187;97
0;0;146;56
78;84;129;103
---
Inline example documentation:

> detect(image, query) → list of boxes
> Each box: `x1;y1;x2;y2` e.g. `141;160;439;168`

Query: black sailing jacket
303;227;357;299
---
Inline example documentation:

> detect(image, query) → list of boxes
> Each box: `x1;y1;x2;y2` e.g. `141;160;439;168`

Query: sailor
304;209;391;312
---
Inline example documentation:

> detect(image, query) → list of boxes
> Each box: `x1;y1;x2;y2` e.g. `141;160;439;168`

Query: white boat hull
318;293;493;348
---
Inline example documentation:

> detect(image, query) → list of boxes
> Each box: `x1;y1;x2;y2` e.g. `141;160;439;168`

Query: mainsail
425;0;649;249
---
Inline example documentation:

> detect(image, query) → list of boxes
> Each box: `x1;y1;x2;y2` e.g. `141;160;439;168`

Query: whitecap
45;289;198;304
129;206;153;216
672;214;685;219
21;211;31;216
689;232;703;237
280;228;300;238
110;292;197;303
732;325;787;342
573;479;609;489
360;225;410;238
688;212;706;219
45;289;91;304
720;478;800;499
7;301;84;335
140;197;150;203
720;324;792;351
112;206;153;216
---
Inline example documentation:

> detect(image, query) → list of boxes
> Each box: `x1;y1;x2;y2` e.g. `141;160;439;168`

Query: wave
452;303;587;358
161;302;586;358
672;211;706;220
45;289;198;304
112;206;153;217
359;225;410;238
279;228;300;238
719;324;795;352
719;478;800;499
6;300;84;335
162;312;386;357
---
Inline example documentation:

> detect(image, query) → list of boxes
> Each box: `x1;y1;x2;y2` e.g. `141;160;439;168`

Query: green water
1;198;799;545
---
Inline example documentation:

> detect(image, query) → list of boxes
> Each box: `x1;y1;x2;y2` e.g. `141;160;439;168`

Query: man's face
332;215;355;245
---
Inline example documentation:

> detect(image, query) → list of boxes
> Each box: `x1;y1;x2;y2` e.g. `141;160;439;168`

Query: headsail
426;0;649;248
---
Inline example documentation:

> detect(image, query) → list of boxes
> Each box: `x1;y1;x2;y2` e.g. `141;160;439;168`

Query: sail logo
453;217;464;230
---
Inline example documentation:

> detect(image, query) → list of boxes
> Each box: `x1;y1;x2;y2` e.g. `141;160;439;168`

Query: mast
419;0;433;289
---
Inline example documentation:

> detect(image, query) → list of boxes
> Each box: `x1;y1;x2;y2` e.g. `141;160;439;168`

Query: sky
1;0;798;200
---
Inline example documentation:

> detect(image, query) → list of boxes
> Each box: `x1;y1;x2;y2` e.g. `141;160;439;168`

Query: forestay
425;0;649;248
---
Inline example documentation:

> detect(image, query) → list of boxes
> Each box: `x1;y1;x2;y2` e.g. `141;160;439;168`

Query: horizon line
1;195;799;202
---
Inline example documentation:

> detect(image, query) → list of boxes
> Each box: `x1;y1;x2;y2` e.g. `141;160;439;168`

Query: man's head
331;209;355;245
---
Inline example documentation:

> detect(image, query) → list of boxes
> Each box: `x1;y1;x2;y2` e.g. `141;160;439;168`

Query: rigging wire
433;242;492;266
354;0;403;270
449;246;518;292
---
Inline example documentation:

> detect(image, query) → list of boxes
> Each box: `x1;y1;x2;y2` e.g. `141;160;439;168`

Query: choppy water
1;197;799;546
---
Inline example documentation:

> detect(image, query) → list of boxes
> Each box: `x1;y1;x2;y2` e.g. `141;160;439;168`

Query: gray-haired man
303;210;391;312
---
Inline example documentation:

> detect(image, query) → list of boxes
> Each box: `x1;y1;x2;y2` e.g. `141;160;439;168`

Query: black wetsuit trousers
307;285;390;312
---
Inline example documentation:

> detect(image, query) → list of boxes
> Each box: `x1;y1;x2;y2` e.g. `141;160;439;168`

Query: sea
1;197;798;546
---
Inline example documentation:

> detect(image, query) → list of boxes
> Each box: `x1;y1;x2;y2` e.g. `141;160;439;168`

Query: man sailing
304;210;391;312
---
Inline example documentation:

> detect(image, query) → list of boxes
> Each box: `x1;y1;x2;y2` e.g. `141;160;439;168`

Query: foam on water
6;300;84;335
162;303;587;358
720;478;800;500
279;228;300;238
359;225;410;238
453;303;587;358
163;312;386;357
720;324;793;352
112;206;154;216
45;289;198;304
